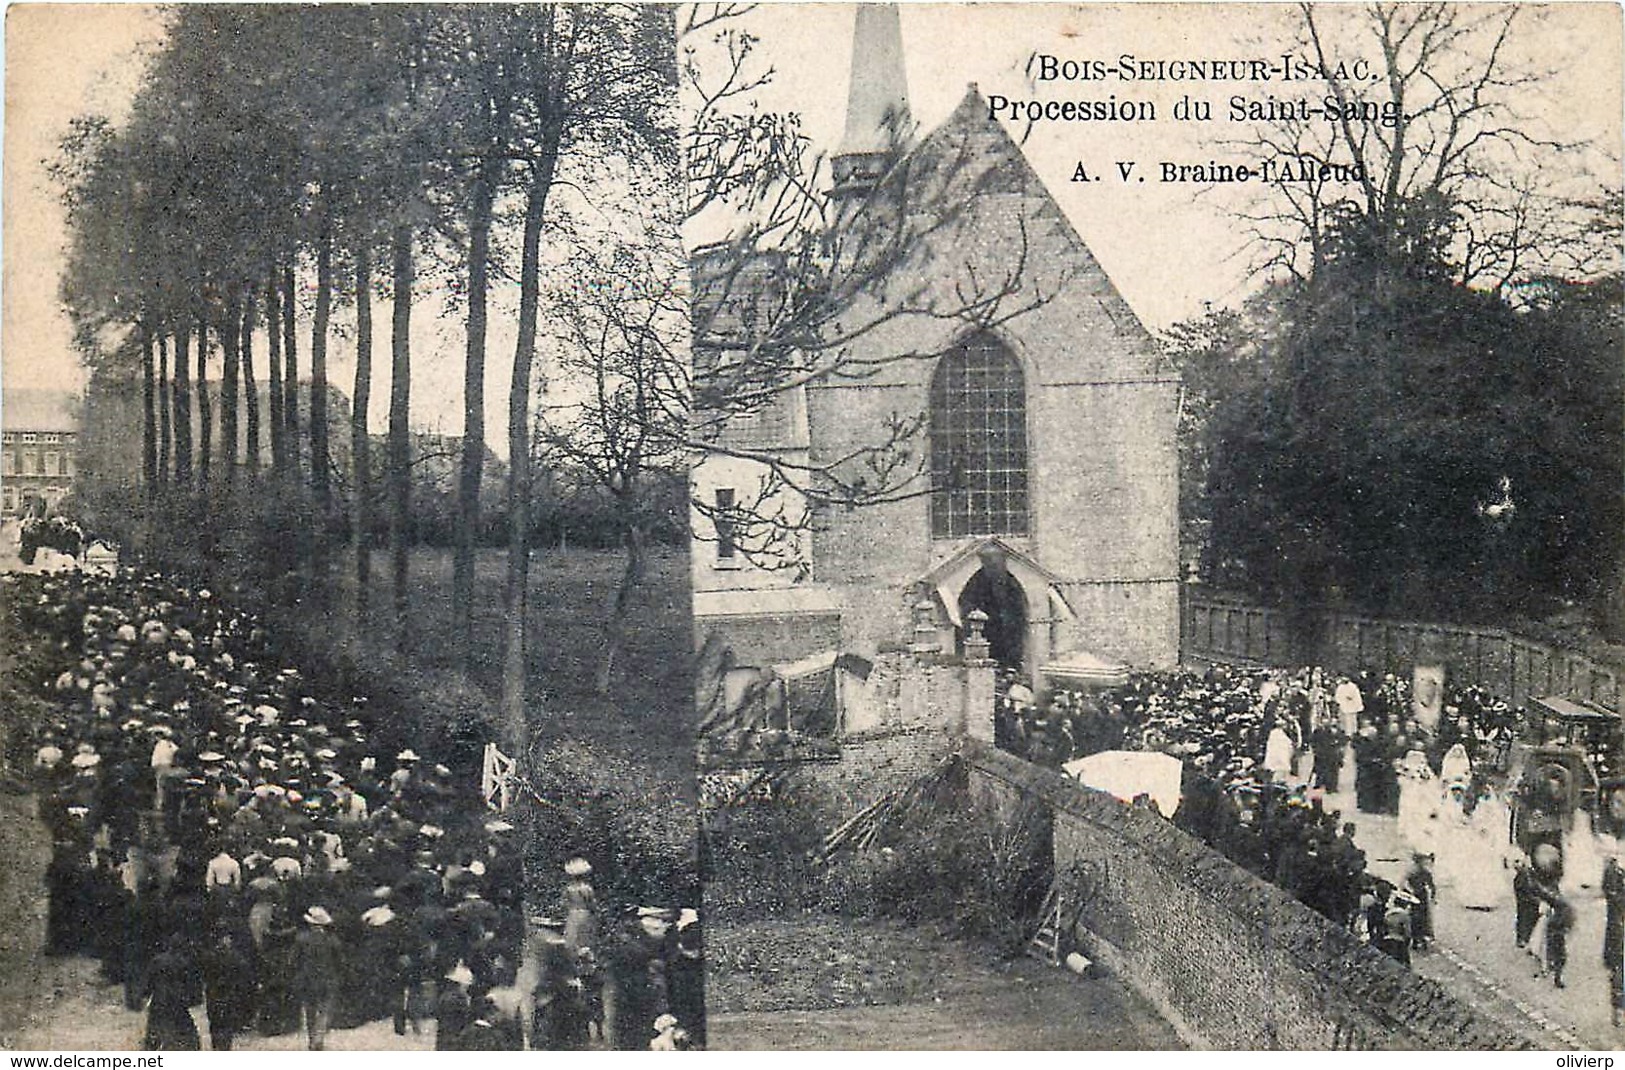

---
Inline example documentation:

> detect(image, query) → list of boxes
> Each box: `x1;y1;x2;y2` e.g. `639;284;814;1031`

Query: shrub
705;770;1055;956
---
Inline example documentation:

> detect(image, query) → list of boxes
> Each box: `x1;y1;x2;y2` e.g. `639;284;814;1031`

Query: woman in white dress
1263;725;1296;784
1564;806;1607;895
1396;748;1438;855
1442;785;1513;908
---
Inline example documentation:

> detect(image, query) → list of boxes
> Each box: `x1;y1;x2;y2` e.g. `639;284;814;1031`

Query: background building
2;388;80;518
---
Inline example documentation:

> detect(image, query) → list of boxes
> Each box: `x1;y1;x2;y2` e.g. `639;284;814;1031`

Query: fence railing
1182;592;1620;714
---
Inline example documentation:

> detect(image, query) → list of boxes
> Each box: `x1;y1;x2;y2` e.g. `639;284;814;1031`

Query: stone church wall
1059;580;1181;671
799;726;960;826
1034;379;1180;668
960;741;1541;1051
698;613;844;669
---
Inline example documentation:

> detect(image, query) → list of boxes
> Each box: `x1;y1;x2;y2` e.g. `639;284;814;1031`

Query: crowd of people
998;659;1625;1031
5;567;703;1051
18;514;87;567
994;664;1543;962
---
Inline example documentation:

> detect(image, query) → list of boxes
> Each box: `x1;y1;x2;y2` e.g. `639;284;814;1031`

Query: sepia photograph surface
3;3;698;1052
687;0;1624;1052
1;0;1622;1056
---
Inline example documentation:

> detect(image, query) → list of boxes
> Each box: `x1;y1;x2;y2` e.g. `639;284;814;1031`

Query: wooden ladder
1026;884;1064;966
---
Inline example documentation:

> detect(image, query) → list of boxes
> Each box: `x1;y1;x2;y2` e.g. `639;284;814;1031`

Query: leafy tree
1170;5;1622;633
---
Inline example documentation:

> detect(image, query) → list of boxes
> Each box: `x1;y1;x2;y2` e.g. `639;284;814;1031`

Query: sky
703;3;1620;329
3;2;1621;448
4;3;161;394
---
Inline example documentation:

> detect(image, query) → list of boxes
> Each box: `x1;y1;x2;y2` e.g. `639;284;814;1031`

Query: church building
692;5;1181;689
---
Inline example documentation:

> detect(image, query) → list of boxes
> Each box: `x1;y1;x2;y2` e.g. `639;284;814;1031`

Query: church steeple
831;4;911;198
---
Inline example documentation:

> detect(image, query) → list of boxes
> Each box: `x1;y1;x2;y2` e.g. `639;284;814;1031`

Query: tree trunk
267;265;284;472
454;148;505;661
501;155;558;749
141;323;157;500
311;214;333;509
157;330;171;489
242;286;260;476
173;325;193;486
595;519;647;695
220;288;241;486
196;314;212;491
388;222;414;652
352;243;374;621
283;264;299;474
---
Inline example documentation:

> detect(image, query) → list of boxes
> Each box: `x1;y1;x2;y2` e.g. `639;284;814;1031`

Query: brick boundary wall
1183;592;1620;715
799;726;959;825
960;740;1543;1050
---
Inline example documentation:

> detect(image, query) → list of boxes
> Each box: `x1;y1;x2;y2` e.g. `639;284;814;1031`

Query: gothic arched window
929;333;1029;538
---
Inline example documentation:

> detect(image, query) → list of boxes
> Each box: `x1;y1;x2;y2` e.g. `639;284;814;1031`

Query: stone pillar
910;596;941;655
964;608;991;664
961;608;996;741
963;661;995;742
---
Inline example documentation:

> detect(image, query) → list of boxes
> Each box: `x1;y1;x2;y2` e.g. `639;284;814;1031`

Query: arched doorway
957;544;1027;670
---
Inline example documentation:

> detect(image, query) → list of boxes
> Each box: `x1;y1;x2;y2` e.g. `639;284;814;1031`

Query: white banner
1412;664;1445;731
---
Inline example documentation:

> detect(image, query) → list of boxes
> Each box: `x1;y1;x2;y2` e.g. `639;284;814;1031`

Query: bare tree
1232;3;1607;291
540;205;688;693
683;6;1066;569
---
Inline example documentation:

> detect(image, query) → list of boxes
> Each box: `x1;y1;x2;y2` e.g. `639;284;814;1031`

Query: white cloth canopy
1041;649;1130;689
1063;750;1183;818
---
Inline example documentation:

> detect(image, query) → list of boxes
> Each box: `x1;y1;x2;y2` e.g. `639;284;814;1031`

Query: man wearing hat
561;858;599;955
608;910;669;1050
532;917;590;1050
142;940;203;1051
294;905;342;1050
436;961;476;1051
668;908;705;1048
205;843;242;896
1403;851;1437;951
649;1012;688;1050
1606;853;1625;1026
201;930;256;1051
357;887;404;1027
391;750;420;799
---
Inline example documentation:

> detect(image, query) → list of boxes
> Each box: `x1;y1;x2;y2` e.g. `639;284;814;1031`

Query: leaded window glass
929;333;1029;538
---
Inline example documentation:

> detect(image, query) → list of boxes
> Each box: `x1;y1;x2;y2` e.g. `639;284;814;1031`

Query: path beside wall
961;741;1542;1050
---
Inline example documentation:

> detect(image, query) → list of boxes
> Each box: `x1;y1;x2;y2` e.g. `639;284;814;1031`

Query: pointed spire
831;4;911;198
838;4;910;156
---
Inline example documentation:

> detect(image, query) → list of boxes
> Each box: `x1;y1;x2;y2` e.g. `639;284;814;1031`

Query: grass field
357;545;692;783
706;914;1181;1049
300;543;697;901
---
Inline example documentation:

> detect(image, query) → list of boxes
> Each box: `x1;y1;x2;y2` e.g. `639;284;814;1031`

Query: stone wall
961;741;1541;1050
698;613;844;669
844;651;994;741
1184;592;1621;714
799;727;959;825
